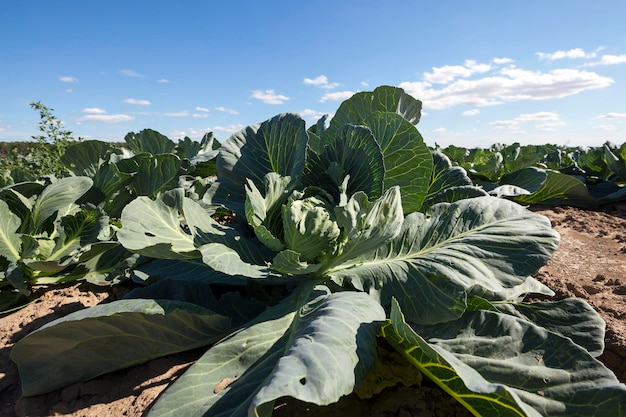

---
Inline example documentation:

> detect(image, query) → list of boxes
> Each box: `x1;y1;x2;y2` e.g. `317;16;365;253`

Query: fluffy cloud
82;108;107;115
165;110;190;117
157;78;170;83
586;54;626;66
462;109;480;116
212;124;246;135
515;112;560;122
423;59;491;84
252;89;290;104
304;75;340;89
320;90;356;102
195;106;210;113
77;108;133;123
124;98;151;106
536;48;596;60
492;57;514;65
299;109;328;121
594;112;626;119
59;76;78;83
489;112;565;132
169;128;211;139
400;64;613;110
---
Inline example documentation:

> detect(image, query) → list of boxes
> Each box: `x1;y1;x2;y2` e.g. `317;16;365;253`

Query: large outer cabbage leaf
205;113;308;215
496;298;606;357
12;299;233;396
383;298;626;417
382;299;542;417
119;189;272;277
303;124;384;201
115;153;189;198
31;176;93;231
118;189;199;259
0;199;21;262
324;86;422;140
422;151;488;211
61;140;121;177
364;112;433;213
124;128;177;155
409;301;626;416
328;196;559;325
513;170;597;209
146;285;385;417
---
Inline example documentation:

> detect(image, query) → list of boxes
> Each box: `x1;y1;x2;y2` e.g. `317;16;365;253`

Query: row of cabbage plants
2;86;625;416
441;140;626;208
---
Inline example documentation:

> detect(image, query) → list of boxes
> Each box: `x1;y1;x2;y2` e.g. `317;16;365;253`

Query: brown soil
1;205;625;417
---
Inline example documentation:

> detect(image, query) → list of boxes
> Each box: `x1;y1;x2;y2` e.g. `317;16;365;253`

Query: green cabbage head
282;195;341;263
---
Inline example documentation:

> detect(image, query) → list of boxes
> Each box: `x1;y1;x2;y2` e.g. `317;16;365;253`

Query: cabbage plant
0;176;134;311
440;141;626;208
11;87;626;416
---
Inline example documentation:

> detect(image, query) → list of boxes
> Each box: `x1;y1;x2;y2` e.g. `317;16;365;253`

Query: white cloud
212;124;246;135
157;78;170;83
423;59;491;84
124;98;151;106
536;48;596;60
195;106;210;113
433;127;448;134
493;57;514;65
59;76;78;83
361;81;370;88
304;75;328;86
169;128;212;139
165;110;190;117
489;120;520;129
515;112;560;122
78;108;133;123
65;89;73;93
598;124;618;131
299;109;327;121
252;89;290;104
462;109;480;116
82;107;107;114
586;54;626;66
320;90;356;103
594;112;626;119
304;75;340;89
215;106;239;115
400;65;613;110
490;112;564;132
193;113;209;118
535;121;566;132
120;69;144;77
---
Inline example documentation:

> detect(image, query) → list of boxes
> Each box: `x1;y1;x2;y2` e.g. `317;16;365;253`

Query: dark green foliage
440;141;626;207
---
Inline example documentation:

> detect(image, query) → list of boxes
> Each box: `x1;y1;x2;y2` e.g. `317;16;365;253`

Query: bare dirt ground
1;204;625;417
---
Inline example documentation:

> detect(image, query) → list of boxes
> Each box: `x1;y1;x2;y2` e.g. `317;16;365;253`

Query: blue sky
1;1;625;148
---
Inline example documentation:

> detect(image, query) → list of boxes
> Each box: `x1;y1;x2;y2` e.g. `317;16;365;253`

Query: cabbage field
1;86;625;417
